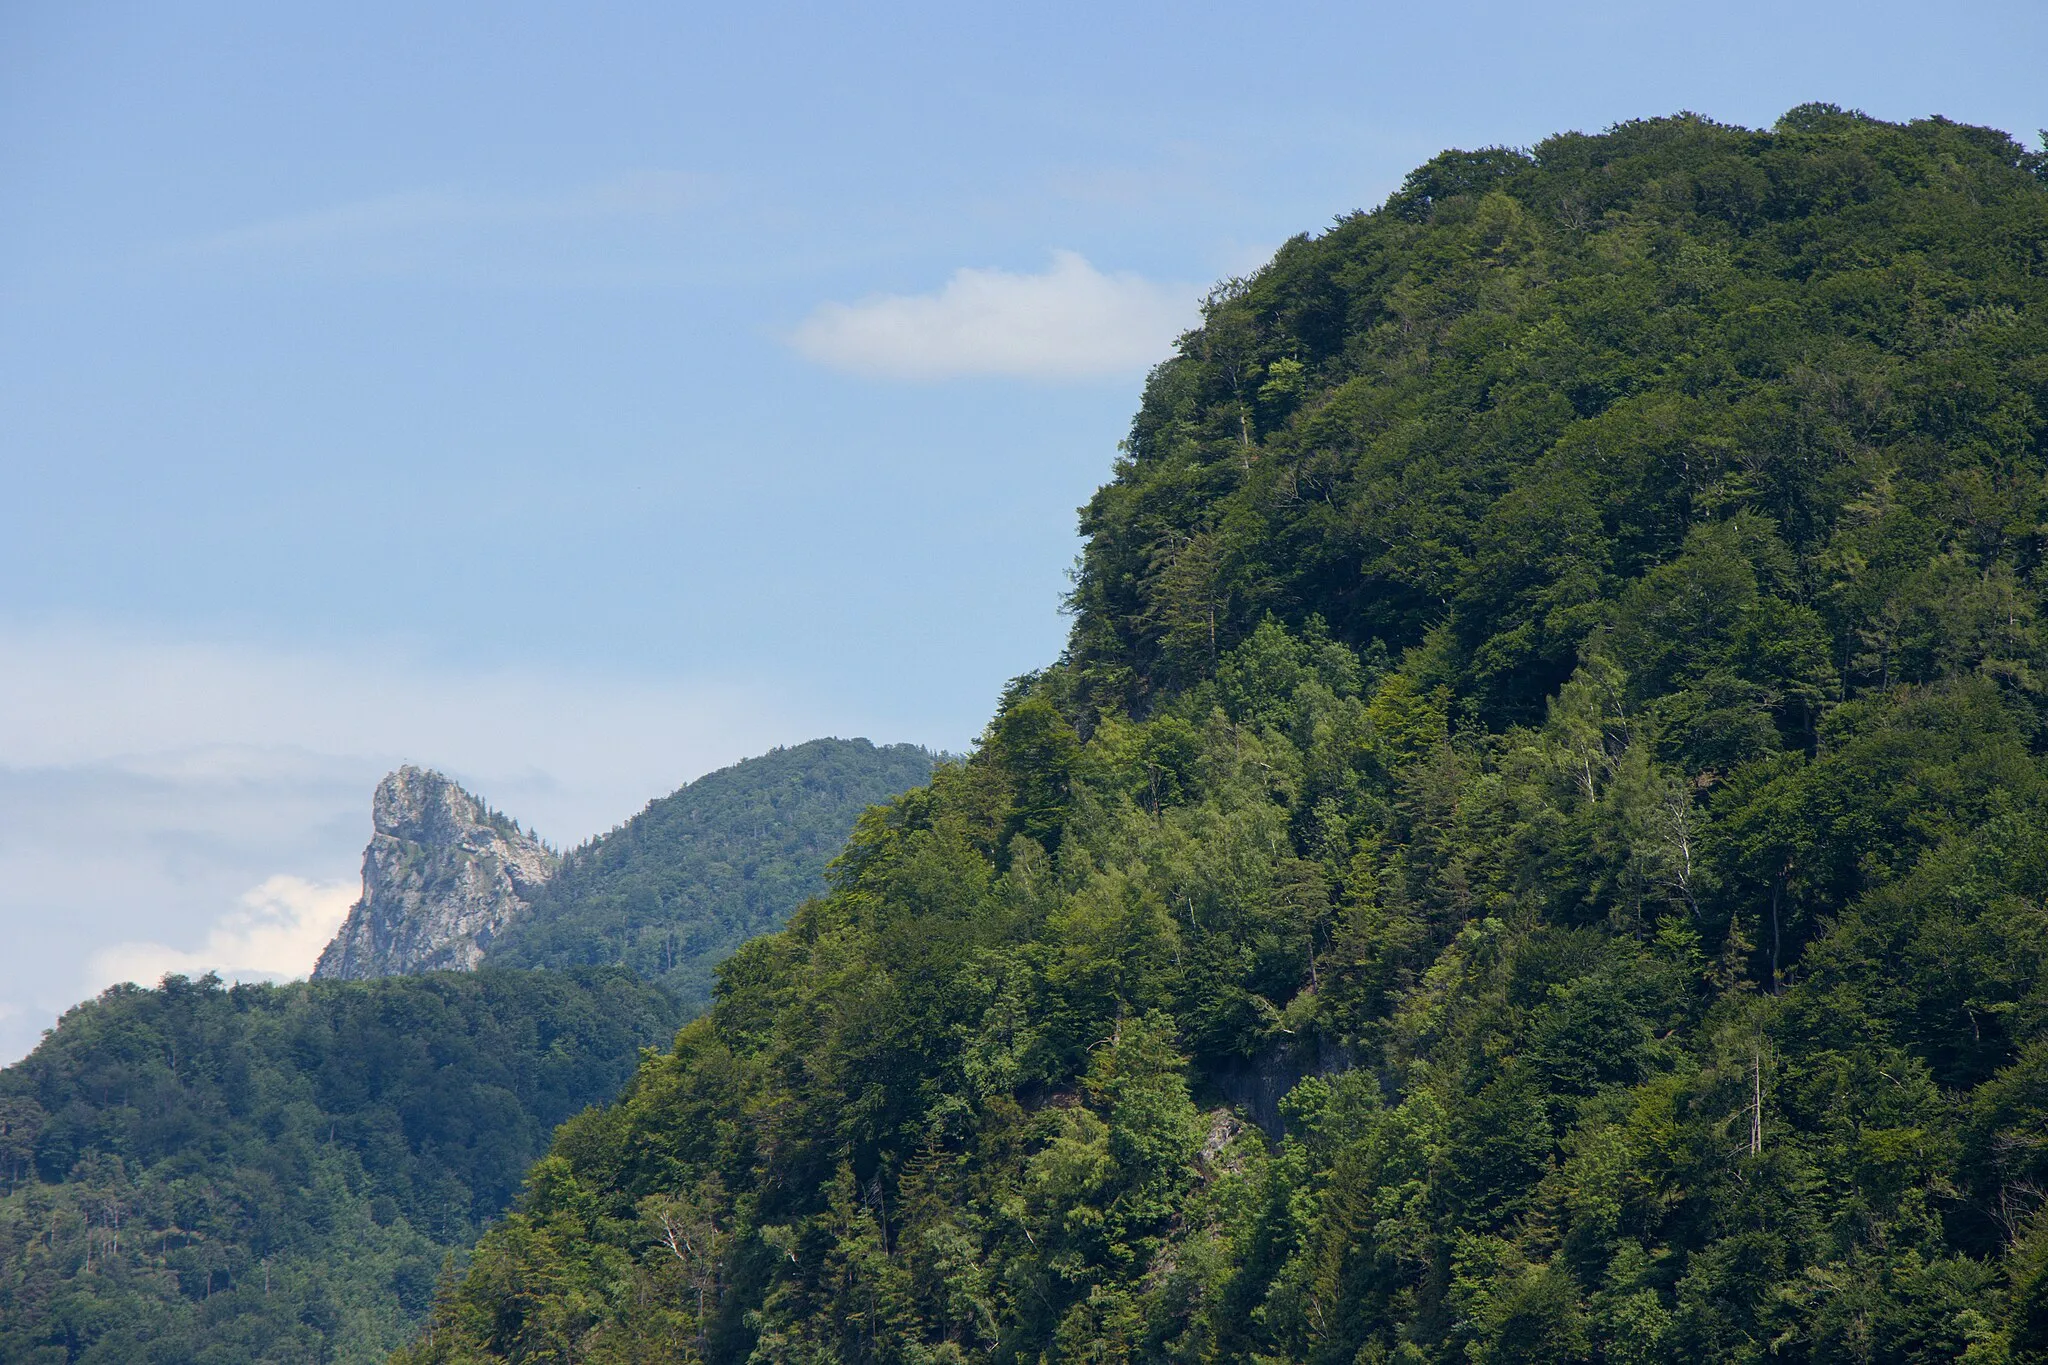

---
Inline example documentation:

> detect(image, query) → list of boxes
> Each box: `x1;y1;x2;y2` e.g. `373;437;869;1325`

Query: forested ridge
483;739;940;1008
402;107;2048;1364
0;970;679;1363
0;740;936;1363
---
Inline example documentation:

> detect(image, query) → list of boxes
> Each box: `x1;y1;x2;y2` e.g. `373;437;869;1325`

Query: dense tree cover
0;969;679;1364
485;740;939;1009
402;108;2048;1363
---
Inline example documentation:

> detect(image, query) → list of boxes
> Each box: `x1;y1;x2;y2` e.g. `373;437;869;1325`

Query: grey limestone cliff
311;766;558;980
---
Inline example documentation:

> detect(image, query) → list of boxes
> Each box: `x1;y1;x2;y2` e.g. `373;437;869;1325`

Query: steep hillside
402;109;2048;1364
483;739;940;1008
0;970;679;1364
314;767;559;981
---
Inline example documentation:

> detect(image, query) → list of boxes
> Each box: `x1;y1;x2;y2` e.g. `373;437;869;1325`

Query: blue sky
3;0;2043;1061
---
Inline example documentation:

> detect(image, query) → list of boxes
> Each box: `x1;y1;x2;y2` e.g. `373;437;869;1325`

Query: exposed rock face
312;767;557;981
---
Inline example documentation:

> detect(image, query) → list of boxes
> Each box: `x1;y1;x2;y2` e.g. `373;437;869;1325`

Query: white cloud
789;251;1199;380
90;875;356;991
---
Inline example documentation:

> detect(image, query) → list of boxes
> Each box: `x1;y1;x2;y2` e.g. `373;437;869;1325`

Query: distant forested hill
483;738;939;1007
402;109;2048;1364
0;969;678;1364
0;740;936;1361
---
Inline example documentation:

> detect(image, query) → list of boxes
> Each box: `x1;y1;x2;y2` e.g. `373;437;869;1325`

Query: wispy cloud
203;171;713;249
91;875;356;991
171;171;722;280
0;622;803;827
789;251;1199;380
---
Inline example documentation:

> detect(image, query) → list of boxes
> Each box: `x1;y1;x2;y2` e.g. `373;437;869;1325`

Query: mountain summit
403;111;2048;1365
312;766;557;980
311;742;938;992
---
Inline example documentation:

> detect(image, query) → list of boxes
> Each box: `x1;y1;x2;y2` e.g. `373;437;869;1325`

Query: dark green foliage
484;739;939;1008
1072;109;2048;734
403;109;2048;1364
0;969;679;1363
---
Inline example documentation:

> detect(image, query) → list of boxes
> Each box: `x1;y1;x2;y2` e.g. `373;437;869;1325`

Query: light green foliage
485;739;939;1009
404;109;2048;1364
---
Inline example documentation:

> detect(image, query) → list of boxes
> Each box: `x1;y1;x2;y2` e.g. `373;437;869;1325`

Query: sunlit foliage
412;107;2048;1362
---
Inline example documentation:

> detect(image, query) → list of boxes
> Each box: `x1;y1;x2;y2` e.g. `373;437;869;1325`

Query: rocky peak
311;766;558;981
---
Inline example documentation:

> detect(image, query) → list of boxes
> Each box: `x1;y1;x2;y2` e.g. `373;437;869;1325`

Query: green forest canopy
0;969;679;1364
403;107;2048;1364
483;739;940;1009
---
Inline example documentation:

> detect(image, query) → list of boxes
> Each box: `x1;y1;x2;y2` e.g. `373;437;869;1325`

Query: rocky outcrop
311;767;557;981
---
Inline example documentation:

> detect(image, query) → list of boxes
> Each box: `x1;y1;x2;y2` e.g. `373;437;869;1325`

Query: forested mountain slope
405;109;2048;1363
483;739;939;1008
0;741;933;1362
0;970;678;1364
